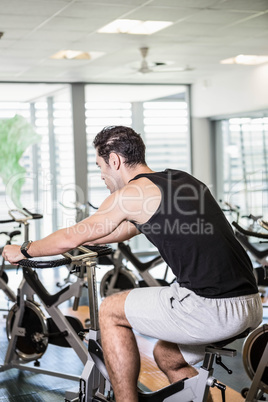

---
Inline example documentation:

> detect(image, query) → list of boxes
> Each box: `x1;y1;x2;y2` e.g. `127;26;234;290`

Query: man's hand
2;245;25;265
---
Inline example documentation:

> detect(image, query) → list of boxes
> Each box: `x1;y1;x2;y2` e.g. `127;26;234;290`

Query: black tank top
129;169;258;298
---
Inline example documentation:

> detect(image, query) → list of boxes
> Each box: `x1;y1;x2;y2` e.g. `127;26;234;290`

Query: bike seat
211;328;250;348
22;207;43;220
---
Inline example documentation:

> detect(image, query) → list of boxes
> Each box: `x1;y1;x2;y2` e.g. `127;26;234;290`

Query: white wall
191;117;215;190
191;63;268;118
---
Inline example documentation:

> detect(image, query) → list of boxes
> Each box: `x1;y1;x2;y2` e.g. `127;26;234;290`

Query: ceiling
0;0;267;88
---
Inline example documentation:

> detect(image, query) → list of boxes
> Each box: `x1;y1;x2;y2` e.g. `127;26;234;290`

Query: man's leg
153;340;198;382
153;341;214;402
154;341;213;402
99;290;139;402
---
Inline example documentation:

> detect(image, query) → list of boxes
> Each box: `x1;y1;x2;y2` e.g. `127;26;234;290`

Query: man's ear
109;152;121;170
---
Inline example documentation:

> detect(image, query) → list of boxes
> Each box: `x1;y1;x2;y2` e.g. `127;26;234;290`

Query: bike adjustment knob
216;356;232;374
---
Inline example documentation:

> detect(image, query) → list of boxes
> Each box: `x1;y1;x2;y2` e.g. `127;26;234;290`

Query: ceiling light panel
50;50;105;60
221;54;268;65
97;19;173;35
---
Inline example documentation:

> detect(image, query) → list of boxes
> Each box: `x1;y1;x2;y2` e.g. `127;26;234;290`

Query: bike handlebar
232;221;268;239
18;257;72;268
222;201;240;213
0;218;16;224
82;245;113;256
8;208;43;223
17;245;113;269
258;219;268;231
1;208;43;225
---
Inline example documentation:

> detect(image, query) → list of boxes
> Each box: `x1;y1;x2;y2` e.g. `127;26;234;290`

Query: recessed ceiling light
50;50;105;60
97;19;173;35
220;54;268;65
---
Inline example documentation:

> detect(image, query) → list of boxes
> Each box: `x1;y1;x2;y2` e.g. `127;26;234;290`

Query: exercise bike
0;208;43;305
221;201;268;291
232;220;268;294
0;245;112;392
231;220;268;401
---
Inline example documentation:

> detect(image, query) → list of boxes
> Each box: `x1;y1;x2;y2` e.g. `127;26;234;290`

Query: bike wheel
242;324;268;392
6;300;48;362
100;269;138;298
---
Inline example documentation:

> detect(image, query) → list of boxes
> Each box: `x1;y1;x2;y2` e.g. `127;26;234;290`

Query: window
217;116;268;218
51;98;75;230
0;101;36;240
143;100;190;172
0;84;75;240
31;94;75;235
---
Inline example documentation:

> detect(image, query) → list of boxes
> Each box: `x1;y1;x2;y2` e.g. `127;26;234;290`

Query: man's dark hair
93;126;146;166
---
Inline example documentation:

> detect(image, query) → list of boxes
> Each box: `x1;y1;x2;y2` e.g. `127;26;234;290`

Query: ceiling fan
136;47;194;74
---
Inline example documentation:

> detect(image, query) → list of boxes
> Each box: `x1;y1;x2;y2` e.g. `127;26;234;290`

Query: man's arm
3;177;157;264
3;189;131;263
83;220;140;245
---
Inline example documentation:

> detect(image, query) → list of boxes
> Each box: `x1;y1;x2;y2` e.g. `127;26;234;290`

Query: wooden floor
0;265;267;401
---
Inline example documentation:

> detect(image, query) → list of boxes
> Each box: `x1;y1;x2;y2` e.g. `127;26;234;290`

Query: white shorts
124;282;263;365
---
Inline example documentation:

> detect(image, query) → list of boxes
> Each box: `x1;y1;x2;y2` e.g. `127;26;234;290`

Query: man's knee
99;290;131;328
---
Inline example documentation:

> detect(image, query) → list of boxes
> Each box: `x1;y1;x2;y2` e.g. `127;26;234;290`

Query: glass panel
221;116;268;220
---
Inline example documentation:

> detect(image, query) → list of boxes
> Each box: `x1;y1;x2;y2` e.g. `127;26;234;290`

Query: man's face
96;152;121;193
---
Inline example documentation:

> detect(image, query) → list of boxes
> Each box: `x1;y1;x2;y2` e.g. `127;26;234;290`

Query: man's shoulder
123;176;160;194
116;178;161;221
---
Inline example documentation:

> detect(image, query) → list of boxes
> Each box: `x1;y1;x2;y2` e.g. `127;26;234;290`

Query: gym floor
0;264;267;401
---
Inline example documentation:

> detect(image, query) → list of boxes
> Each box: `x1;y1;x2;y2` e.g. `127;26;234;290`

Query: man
3;126;262;402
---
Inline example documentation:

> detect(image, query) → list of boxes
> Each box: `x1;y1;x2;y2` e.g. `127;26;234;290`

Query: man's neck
124;164;154;185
